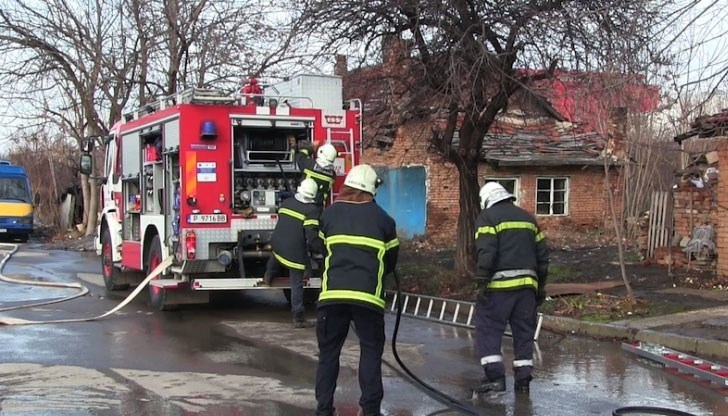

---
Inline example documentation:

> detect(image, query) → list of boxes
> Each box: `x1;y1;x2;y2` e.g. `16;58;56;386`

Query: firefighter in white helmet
473;182;549;394
259;178;323;328
292;139;337;207
315;164;399;416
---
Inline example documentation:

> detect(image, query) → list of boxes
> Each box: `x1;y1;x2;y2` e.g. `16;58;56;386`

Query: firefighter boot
514;376;532;394
293;312;314;328
475;376;506;393
258;274;271;287
293;319;315;329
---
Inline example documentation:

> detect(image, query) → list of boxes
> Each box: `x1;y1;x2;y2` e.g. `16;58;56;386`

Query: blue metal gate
374;166;427;239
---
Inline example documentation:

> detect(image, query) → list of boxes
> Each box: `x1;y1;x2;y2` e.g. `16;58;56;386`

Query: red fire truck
82;75;362;310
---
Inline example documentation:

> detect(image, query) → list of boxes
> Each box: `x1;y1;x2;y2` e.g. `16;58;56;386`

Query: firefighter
315;164;398;416
259;178;323;328
473;182;549;394
292;139;337;207
241;77;263;105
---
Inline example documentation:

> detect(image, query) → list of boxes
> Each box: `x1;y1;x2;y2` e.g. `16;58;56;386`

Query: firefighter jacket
474;200;549;293
318;195;399;312
296;150;335;206
271;196;323;270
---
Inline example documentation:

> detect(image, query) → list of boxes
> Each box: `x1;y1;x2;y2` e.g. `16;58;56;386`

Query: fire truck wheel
283;288;320;305
101;228;130;291
147;235;177;311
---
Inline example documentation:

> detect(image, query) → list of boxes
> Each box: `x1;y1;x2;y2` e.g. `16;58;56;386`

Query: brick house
667;110;728;276
336;44;658;242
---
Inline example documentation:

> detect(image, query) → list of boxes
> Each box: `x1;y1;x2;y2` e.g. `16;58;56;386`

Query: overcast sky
0;0;726;154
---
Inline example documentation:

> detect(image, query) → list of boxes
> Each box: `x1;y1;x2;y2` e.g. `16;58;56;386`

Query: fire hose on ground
0;244;701;415
0;242;172;326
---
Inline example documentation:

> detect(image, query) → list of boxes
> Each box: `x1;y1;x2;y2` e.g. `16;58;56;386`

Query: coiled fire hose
0;243;172;325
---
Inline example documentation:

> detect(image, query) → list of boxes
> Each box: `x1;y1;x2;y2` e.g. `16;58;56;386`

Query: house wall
716;142;728;278
672;184;717;241
486;165;620;231
362;122;621;243
363;123;460;243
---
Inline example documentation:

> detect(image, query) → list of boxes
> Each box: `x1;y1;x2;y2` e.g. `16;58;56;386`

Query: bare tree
0;0;138;235
122;0;308;99
297;0;674;279
0;0;306;235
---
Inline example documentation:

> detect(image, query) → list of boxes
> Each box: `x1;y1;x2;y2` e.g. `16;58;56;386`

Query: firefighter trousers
315;304;385;416
264;256;307;321
475;288;537;383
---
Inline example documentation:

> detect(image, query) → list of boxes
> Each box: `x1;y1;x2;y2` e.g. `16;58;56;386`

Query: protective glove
475;276;491;298
536;290;547;307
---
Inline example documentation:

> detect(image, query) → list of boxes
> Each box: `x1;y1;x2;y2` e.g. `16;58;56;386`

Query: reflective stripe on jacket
270;197;322;270
296;153;335;205
318;200;399;311
474;201;549;292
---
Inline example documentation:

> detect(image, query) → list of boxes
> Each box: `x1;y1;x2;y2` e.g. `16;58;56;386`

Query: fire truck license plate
187;214;227;223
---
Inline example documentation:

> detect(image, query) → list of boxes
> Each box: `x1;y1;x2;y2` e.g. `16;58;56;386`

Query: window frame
535;176;569;216
483;177;520;206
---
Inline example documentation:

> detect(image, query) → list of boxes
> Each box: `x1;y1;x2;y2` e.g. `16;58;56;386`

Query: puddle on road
0;363;313;416
0;363;126;414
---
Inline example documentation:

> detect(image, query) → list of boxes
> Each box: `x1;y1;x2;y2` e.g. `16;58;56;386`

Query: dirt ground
33;227;728;323
396;230;728;322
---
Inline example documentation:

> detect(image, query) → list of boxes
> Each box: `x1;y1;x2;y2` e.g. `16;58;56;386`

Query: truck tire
147;235;176;311
101;228;130;291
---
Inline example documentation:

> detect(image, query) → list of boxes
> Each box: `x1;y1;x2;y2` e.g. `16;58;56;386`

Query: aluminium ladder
622;341;728;390
384;290;544;341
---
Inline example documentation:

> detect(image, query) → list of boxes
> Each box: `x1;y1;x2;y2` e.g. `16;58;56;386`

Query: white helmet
344;164;381;196
479;182;514;209
296;178;318;200
316;143;338;168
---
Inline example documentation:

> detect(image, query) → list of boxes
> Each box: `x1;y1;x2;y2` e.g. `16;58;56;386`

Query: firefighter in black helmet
473;182;549;394
315;164;398;416
259;178;323;328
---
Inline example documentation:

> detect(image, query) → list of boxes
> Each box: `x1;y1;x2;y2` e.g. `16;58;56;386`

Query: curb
542;315;728;360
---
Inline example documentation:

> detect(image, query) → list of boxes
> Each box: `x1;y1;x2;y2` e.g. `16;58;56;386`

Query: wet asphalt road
0;243;727;416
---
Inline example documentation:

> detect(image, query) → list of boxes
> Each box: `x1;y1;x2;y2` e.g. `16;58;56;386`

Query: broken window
484;177;519;206
536;177;568;216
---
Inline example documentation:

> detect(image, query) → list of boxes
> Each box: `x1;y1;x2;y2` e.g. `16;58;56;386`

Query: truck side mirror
79;154;93;175
33;192;40;205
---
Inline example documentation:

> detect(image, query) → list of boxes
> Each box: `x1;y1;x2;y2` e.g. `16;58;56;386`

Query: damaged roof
480;118;608;166
340;57;655;165
674;109;728;143
445;88;614;166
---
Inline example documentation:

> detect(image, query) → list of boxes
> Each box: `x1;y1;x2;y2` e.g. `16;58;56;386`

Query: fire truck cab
86;74;361;310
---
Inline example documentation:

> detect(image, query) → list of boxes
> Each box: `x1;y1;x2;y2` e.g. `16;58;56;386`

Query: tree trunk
80;173;90;235
604;160;634;299
453;157;480;281
85;177;99;237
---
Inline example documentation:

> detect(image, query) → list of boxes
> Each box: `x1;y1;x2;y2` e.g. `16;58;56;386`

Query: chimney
609;106;628;139
334;54;348;76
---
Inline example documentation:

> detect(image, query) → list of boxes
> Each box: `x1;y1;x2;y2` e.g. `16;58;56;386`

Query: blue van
0;161;34;242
